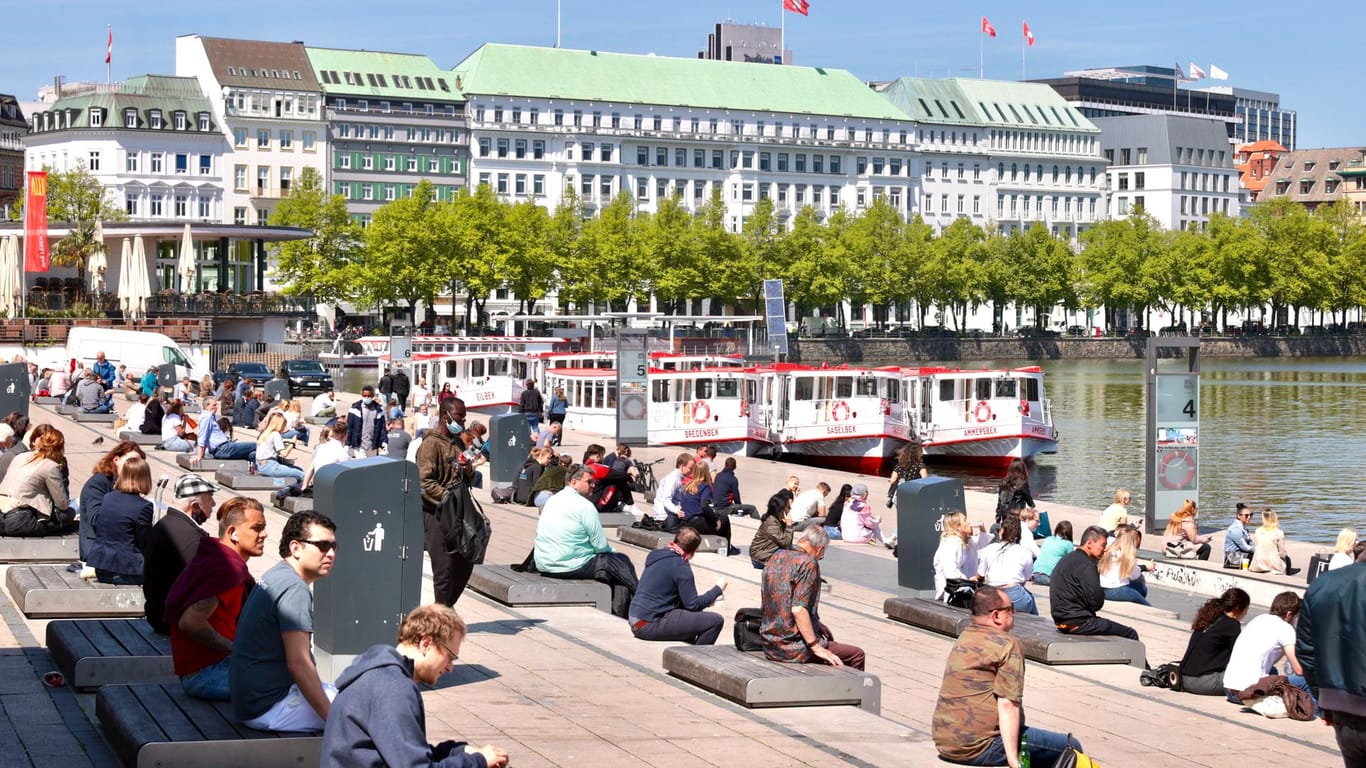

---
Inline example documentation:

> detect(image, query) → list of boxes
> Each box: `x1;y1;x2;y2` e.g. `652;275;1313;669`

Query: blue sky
1;1;1355;147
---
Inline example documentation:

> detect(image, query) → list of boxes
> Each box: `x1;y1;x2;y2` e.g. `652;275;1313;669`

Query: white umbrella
0;235;17;318
177;223;196;292
116;238;131;312
125;236;152;322
88;221;108;293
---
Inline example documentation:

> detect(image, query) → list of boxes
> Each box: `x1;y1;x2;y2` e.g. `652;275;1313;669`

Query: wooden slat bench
618;525;727;554
597;511;636;528
47;619;174;691
34;396;63;405
7;565;146;618
175;455;252;474
97;683;321;768
214;469;288;492
663;645;881;713
469;564;610;612
884;597;1146;668
71;411;118;423
0;533;79;563
115;429;163;446
272;496;314;514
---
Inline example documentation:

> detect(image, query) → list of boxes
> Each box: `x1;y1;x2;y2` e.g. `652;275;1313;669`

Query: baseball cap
175;473;219;498
851;483;868;498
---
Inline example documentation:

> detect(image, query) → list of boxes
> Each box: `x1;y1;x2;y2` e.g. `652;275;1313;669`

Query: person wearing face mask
346;385;388;459
143;474;219;634
417;397;477;606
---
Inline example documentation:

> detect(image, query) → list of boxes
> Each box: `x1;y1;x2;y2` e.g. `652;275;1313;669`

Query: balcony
25;289;317;318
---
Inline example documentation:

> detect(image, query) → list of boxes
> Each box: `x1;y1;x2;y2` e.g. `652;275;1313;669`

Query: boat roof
900;365;1044;375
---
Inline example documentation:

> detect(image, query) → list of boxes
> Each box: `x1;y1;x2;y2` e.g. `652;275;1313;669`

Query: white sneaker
80;565;97;580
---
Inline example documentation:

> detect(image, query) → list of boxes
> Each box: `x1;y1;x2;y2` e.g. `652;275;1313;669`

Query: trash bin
0;362;30;417
157;363;176;391
487;412;528;487
311;456;424;678
895;476;967;596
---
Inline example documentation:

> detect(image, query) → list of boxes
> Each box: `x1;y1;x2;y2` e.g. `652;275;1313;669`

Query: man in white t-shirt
303;421;350;490
791;482;831;527
653;452;695;526
1223;591;1317;712
311;389;337;419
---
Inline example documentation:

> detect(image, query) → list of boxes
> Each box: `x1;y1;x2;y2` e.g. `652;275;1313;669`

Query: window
303;132;316;151
362;183;374;200
1134;172;1145;190
533;174;545;196
533;140;545;160
339;154;352;170
280;130;293;150
233;127;247;147
478;138;491;157
199;155;212;176
125;109;138;128
497;139;509;158
234;165;247;191
695;149;705;168
280;167;292;193
830;156;841;174
795;154;806;173
384;155;396;171
174;195;188;217
257;166;270;192
125;193;138;216
407;157;417;172
89;108;103;127
514;139;527;159
813;155;824;174
126;152;139;173
257;129;270;148
173;112;186;130
198;114;210;131
656;147;668;166
600;145;612;162
637;146;648;166
362;155;374;170
234;207;247;225
676;148;687;167
150;152;163;173
1137;147;1148;164
636;178;648;201
149;110;163;129
150;194;163;217
712;150;723;169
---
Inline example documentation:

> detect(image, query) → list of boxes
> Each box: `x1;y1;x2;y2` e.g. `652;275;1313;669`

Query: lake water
338;356;1366;543
929;357;1366;545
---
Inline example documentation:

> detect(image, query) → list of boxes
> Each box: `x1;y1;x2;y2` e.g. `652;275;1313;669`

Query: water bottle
1019;731;1031;768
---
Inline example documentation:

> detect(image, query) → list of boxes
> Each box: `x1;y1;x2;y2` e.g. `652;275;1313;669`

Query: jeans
257;458;305;484
543;553;638;618
824;525;844;540
1032;573;1051;586
1329;710;1366;767
180;657;230;701
212;441;256;461
282;427;310;445
533;490;554;508
632;608;724;645
944;728;1080;767
95;569;142;586
1181;671;1228;696
1104;578;1152;606
83;399;114;414
525;413;542;433
1057;615;1140;641
682;511;733;544
162;437;193;453
1001;584;1039;615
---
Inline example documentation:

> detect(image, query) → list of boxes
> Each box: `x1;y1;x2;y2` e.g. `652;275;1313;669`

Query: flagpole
556;0;561;48
780;0;785;65
979;33;984;79
106;25;111;84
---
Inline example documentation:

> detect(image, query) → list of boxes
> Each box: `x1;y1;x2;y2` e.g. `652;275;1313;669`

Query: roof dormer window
173;111;186;130
88;107;103;127
149;109;163;129
124;108;137;128
198;113;210;131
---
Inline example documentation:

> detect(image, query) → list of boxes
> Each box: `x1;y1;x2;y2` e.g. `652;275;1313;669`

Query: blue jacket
628;546;721;623
320;644;486;768
1297;563;1366;716
140;371;159;397
86;490;153;579
547;394;568;416
92;359;116;389
347;400;387;450
1224;520;1254;554
713;468;741;506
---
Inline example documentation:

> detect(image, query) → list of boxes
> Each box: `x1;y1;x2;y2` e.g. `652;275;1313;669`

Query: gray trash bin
311;456;424;678
895;476;967;596
487;412;528;486
157;363;176;390
0;363;30;418
264;379;291;402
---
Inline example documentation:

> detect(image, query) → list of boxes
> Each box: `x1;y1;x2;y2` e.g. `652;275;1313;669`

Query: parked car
214;361;274;387
1065;325;1088;337
281;359;334;397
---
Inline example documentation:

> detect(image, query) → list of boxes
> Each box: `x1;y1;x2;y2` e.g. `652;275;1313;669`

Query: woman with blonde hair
280;400;311;446
678;461;737;555
1099;527;1152;605
1329;528;1358;571
1164;499;1212;560
932;511;989;601
1248;509;1294;575
255;411;305;493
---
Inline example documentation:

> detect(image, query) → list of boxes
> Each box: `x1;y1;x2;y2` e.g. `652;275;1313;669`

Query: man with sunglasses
1224;502;1257;569
535;465;639;618
231;511;339;732
933;587;1083;768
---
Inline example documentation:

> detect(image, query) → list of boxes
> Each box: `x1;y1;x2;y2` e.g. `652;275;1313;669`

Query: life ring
1018;400;1031;417
973;400;993;423
622;396;647;421
1159;450;1196;490
831;400;851;421
691;400;711;423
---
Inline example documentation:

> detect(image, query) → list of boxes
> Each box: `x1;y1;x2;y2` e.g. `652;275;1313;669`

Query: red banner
24;171;49;273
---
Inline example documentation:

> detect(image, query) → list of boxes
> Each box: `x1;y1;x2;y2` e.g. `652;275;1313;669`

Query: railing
24;290;317;317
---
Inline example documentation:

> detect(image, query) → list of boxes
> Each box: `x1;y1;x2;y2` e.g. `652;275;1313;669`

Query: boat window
745;379;757;404
835;377;854;398
451;360;468;378
887;380;901;403
606;382;617;408
696;379;714;399
512;360;528;379
489;358;508;376
817;377;833;400
856;377;877;397
716;379;739;398
994;378;1017;399
652;380;670;402
938;380;956;401
975;379;992;401
1024;378;1039;401
794;377;814;401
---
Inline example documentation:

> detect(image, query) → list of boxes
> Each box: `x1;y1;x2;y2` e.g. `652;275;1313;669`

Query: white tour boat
900;365;1059;467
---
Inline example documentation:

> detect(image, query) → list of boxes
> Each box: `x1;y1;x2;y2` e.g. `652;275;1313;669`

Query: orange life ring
1159;450;1196;490
1018;400;1031;417
974;400;993;423
831;400;851;421
691;400;711;423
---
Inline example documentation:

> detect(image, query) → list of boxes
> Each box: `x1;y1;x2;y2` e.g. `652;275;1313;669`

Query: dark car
213;361;275;387
282;359;334;397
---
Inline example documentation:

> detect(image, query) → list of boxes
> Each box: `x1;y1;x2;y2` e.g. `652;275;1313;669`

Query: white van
56;328;209;387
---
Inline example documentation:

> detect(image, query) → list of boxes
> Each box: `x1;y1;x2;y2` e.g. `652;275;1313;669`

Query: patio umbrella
177;223;195;292
0;235;17;318
116;238;131;311
119;237;150;322
88;221;108;293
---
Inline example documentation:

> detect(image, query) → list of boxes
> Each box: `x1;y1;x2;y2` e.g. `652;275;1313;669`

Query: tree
359;180;447;314
501;200;556;316
1078;215;1162;330
1314;200;1366;325
547;190;585;312
640;194;697;315
40;163;126;285
1249;198;1329;327
735;196;781;314
842;197;909;327
1006;224;1077;329
268;167;360;304
442;184;508;328
572;193;645;312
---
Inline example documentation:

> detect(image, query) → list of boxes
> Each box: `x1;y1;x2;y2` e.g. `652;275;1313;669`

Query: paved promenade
0;393;1346;767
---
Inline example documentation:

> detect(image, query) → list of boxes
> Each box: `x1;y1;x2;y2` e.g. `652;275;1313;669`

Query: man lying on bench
164;498;267;700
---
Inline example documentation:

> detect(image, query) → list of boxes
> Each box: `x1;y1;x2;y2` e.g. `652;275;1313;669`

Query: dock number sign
1153;373;1199;521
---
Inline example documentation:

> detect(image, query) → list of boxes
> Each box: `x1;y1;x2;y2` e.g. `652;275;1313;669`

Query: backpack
733;607;764;651
489;485;514;504
437;478;491;563
512;460;540;505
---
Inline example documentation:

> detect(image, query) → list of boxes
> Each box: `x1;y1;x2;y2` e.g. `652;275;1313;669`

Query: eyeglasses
300;539;338;555
434;638;459;661
994;605;1016;615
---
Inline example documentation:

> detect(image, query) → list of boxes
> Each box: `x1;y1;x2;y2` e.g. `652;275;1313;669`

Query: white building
451;44;919;232
1094;114;1239;231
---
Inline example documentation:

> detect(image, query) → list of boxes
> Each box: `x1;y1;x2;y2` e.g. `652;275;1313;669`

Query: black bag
489;485;513;504
509;549;539;574
632;514;661;531
1223;550;1248;570
733;607;763;651
437;479;491;563
1139;662;1180;690
512;460;540;505
942;578;979;609
0;505;78;538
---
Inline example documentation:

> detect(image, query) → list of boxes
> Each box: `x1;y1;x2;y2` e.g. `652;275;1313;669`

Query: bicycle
629;457;664;503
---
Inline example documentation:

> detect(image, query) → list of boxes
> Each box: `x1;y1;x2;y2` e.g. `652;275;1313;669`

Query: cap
851;483;868;497
174;473;219;499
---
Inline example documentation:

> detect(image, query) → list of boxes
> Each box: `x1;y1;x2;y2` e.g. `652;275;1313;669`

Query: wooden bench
618;525;728;554
0;533;79;563
598;511;636;528
468;564;610;612
115;429;163;446
71;411;118;423
34;396;63;405
47;619;174;691
273;496;314;513
6;565;146;618
214;469;289;492
304;416;333;426
663;645;881;713
97;684;321;768
175;455;252;474
883;597;1146;668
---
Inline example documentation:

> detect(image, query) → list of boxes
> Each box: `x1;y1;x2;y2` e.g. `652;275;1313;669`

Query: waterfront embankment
793;334;1366;364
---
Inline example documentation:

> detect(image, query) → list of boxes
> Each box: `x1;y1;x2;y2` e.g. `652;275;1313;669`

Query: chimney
53;75;62;98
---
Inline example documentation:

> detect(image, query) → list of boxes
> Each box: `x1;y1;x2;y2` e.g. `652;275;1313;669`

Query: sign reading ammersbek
1145;337;1200;534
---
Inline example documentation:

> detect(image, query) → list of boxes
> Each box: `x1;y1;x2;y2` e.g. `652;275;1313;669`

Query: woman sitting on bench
0;426;79;537
76;440;149;566
86;456;155;585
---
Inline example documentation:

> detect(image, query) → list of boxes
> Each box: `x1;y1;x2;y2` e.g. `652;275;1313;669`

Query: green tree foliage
268;167;360;304
39;164;126;283
360;180;447;313
501;200;555;315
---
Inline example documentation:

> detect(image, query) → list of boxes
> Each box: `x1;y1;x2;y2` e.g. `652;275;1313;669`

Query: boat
900;365;1059;467
403;337;566;415
317;336;389;368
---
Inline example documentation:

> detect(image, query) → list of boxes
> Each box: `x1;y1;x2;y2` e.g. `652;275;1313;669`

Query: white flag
1209;64;1229;80
1189;62;1207;79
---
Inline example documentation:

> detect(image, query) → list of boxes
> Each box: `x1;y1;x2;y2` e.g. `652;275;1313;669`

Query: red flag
981;16;996;37
783;0;809;16
106;27;112;65
1023;21;1035;47
24;172;50;274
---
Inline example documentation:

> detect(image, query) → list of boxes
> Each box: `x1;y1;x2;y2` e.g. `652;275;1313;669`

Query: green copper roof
32;76;215;131
305;47;459;101
880;77;1099;133
451;44;910;121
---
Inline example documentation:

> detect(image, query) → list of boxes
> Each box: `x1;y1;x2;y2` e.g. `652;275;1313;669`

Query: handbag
1050;734;1101;768
1223;550;1248;569
436;478;492;563
733;607;763;651
942;578;979;609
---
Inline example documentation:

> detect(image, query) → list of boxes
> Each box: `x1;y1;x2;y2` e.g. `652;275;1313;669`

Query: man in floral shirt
759;525;864;669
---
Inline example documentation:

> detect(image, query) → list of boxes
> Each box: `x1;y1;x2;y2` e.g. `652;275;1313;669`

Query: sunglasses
300;539;338;555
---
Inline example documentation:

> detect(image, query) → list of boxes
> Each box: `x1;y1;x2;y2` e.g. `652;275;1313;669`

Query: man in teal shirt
534;466;638;618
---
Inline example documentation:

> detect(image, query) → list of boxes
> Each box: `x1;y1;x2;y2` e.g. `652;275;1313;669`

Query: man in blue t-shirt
230;511;338;732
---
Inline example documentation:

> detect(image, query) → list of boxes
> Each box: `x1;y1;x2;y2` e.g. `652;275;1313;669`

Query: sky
1;0;1358;147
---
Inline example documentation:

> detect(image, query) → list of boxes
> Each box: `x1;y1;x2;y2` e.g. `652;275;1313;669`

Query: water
929;357;1366;544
